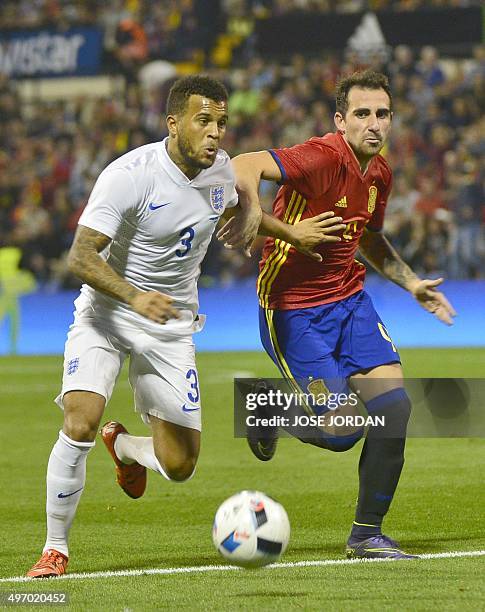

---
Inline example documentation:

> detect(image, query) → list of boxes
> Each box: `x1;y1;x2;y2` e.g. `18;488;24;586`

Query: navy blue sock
350;388;411;543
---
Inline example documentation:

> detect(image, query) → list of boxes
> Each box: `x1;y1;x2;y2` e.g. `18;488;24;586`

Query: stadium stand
0;0;483;288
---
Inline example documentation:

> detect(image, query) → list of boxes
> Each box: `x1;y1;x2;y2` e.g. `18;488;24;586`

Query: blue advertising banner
0;280;484;355
0;27;103;78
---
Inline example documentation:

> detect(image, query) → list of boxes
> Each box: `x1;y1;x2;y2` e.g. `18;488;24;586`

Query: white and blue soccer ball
212;490;290;568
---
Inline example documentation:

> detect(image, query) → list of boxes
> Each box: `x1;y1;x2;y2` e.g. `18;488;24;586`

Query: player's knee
63;414;99;442
365;388;411;439
155;451;197;482
63;392;104;442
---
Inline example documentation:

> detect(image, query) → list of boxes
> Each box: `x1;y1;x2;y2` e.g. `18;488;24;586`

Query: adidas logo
347;12;388;60
335;196;347;208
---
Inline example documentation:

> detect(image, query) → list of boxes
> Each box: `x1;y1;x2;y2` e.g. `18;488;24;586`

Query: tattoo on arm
358;229;419;291
68;226;141;304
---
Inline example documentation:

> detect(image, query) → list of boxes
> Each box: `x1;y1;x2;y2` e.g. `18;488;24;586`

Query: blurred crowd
0;0;481;30
230;0;482;15
0;1;483;289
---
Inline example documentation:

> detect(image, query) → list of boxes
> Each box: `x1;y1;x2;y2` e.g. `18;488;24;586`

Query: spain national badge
210;185;225;213
368;185;378;213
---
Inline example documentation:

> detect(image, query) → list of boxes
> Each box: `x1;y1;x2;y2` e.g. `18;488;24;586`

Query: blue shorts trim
259;290;400;389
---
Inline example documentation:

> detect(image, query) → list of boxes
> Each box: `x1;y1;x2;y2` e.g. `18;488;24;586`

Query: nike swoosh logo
182;404;200;412
58;487;84;499
148;202;170;210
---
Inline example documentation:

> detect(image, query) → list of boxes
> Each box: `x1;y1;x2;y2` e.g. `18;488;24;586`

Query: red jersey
257;131;392;309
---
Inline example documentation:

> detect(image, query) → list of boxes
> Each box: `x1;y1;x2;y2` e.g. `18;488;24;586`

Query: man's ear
334;111;345;133
166;114;177;138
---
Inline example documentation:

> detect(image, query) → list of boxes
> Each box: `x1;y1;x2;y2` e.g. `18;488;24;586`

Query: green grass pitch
1;349;484;610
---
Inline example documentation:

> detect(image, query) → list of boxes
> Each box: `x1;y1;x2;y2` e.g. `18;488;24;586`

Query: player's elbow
67;249;77;274
67;248;83;278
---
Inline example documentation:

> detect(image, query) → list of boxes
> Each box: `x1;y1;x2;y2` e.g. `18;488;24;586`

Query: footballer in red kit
222;70;456;561
259;131;392;309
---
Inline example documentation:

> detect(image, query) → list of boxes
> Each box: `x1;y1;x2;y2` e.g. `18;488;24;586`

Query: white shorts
56;312;202;431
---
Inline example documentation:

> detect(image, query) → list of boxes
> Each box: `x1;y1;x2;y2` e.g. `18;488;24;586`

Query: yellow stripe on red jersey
257;191;307;308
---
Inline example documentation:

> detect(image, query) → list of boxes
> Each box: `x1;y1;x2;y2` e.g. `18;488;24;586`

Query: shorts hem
55;384;109;409
345;358;401;378
136;407;202;432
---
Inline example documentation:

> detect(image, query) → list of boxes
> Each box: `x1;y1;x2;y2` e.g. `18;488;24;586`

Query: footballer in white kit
60;137;237;431
26;76;257;579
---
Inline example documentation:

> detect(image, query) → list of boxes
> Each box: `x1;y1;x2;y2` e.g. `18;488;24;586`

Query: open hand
290;212;346;262
216;206;262;257
410;278;457;325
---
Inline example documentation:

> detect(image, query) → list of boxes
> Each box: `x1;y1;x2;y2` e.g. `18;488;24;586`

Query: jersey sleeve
222;153;238;208
225;182;238;208
78;168;138;239
224;163;238;209
269;140;340;199
367;170;393;232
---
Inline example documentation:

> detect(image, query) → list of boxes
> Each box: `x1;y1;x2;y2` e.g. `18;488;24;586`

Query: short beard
354;141;383;163
178;132;213;171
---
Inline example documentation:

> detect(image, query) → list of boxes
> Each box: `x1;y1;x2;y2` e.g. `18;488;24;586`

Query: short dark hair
335;70;392;115
166;75;228;116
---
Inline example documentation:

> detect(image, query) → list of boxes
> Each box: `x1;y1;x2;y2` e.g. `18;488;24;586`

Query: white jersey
75;138;238;337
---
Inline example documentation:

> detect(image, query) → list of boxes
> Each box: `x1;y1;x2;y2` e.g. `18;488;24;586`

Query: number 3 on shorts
186;368;200;403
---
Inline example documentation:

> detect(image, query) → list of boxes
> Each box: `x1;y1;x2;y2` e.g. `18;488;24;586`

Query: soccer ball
212;490;290;568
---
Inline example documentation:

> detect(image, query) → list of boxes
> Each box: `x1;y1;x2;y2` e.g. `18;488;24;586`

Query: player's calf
151;416;200;481
292;396;365;452
348;388;412;552
302;427;364;452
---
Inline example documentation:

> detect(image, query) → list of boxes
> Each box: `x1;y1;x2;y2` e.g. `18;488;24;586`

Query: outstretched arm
359;228;456;325
219;151;347;260
68;225;179;324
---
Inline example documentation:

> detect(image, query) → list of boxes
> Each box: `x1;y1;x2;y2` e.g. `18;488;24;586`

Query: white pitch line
2;550;484;584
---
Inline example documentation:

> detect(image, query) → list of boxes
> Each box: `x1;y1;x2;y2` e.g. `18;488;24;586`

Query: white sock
43;430;94;557
114;434;177;481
